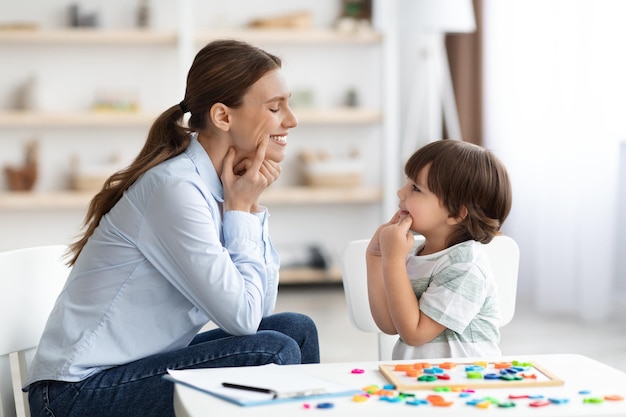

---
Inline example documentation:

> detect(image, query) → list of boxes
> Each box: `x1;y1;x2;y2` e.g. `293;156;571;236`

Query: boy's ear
448;206;468;225
209;103;231;132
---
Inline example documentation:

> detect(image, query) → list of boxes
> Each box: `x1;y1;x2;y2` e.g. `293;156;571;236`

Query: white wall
617;143;626;295
483;0;626;321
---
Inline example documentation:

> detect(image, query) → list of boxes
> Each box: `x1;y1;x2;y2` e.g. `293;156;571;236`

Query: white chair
340;235;520;361
0;245;71;417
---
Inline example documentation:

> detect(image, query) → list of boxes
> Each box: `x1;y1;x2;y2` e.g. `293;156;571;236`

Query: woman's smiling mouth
270;135;287;144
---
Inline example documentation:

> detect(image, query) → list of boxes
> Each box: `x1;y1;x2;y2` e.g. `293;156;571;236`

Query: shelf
0;191;94;210
295;108;382;124
262;186;382;205
0;108;381;128
0;187;382;210
0;28;381;46
195;28;382;45
279;266;342;284
0;29;177;45
0;111;157;128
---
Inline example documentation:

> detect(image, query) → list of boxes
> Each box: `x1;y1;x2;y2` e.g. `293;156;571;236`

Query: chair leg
9;352;30;417
377;333;396;361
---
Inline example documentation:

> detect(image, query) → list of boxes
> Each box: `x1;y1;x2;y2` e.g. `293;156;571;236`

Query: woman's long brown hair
67;40;281;265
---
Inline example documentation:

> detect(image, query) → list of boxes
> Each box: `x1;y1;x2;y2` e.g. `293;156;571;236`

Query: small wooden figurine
4;141;38;191
247;11;312;29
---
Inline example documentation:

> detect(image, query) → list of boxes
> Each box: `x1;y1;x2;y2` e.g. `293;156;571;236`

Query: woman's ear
209;103;231;132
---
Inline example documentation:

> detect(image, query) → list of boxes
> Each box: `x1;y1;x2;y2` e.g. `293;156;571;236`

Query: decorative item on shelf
13;75;53;112
136;0;150;29
92;90;140;113
276;243;332;270
299;148;363;188
70;153;124;192
335;17;372;34
13;75;41;111
68;4;99;28
247;11;312;29
0;22;39;31
4;141;38;192
345;87;359;107
341;0;372;21
335;0;372;33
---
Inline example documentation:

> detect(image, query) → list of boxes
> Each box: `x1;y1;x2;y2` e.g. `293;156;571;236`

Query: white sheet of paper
167;363;357;405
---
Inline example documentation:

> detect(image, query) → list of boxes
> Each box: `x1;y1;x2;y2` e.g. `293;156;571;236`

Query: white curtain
482;0;626;321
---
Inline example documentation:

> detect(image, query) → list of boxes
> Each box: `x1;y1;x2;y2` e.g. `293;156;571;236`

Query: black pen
221;382;327;399
222;382;278;398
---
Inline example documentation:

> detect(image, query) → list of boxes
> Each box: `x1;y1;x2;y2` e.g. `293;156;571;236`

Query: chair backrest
0;245;70;417
339;239;379;334
340;235;520;360
480;235;520;326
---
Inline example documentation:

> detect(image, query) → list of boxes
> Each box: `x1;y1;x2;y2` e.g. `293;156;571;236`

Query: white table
173;354;626;416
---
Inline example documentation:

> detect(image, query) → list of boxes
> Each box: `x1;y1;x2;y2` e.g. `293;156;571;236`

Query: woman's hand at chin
221;139;272;213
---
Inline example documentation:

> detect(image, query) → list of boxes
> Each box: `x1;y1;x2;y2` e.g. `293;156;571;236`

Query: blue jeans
28;312;319;417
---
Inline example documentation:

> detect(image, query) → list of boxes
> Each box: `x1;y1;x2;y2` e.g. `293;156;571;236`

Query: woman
25;39;320;417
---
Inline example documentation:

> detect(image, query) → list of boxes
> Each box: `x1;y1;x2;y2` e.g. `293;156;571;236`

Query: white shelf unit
0;187;382;210
0;0;396;283
0;26;382;45
0;107;381;128
0;28;178;45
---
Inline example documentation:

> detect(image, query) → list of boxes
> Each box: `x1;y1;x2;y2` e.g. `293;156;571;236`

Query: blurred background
1;0;625;371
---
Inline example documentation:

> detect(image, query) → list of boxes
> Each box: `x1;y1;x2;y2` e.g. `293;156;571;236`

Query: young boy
367;140;512;359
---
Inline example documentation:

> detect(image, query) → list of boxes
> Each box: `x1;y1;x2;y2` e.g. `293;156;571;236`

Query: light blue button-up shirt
25;135;279;385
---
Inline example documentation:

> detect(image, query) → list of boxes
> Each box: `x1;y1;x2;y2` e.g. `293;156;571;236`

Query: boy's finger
400;215;413;232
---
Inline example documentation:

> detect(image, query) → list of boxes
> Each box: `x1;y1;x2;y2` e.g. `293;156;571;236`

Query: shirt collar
185;133;224;203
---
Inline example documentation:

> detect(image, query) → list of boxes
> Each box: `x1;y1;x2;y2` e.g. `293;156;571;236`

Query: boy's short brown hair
404;139;512;246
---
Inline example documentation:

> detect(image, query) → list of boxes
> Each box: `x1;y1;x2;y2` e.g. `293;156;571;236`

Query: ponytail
67;105;189;265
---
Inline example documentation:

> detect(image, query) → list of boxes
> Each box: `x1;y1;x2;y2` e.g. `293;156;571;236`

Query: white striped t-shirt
392;240;502;360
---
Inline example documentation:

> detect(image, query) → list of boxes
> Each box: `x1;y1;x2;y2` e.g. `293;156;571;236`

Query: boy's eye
412;184;420;192
270;108;279;113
